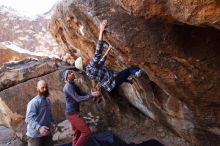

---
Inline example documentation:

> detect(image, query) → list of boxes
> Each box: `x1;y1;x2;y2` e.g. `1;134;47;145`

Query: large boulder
0;57;188;146
118;0;220;29
51;71;190;146
0;57;61;91
49;0;220;145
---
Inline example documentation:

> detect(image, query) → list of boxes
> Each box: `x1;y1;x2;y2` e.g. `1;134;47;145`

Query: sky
0;0;59;17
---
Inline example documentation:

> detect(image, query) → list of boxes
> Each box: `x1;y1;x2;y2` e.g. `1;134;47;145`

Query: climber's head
75;57;90;71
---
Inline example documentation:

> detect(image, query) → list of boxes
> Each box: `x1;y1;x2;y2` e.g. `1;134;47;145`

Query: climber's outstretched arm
103;46;112;58
89;20;108;67
99;20;107;41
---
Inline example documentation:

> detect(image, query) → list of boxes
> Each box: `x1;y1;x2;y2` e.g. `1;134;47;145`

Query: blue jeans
111;67;139;93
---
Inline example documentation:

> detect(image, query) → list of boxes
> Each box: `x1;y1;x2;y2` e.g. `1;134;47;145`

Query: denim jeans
115;67;139;87
109;67;139;95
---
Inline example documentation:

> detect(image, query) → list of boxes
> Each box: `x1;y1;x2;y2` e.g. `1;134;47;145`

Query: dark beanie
63;70;70;81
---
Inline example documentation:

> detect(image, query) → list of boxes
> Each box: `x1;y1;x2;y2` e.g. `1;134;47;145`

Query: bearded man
25;80;54;146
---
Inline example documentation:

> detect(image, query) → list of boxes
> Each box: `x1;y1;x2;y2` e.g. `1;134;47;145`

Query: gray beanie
63;70;70;81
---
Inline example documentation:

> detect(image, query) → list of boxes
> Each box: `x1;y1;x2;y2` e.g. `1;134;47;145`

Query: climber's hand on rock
100;20;107;32
95;84;101;92
39;126;50;136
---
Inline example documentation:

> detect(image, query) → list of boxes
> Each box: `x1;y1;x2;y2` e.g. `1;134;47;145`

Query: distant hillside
0;5;64;57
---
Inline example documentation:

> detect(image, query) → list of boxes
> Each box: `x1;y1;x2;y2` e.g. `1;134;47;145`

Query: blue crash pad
57;131;164;146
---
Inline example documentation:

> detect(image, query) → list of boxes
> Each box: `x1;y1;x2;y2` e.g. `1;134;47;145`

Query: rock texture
0;126;23;146
49;71;190;146
0;57;61;91
118;0;220;29
0;58;188;146
49;0;220;146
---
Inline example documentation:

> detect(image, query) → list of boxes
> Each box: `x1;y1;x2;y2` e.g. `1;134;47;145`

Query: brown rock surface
118;0;220;29
51;72;190;146
49;0;220;145
0;57;61;91
0;60;189;145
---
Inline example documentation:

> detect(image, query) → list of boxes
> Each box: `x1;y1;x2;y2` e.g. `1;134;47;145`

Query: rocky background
0;0;220;146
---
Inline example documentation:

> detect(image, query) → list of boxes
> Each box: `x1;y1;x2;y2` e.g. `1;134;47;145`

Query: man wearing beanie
63;70;100;146
74;20;144;93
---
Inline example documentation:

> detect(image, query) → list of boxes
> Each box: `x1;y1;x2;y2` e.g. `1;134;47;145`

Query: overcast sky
0;0;59;16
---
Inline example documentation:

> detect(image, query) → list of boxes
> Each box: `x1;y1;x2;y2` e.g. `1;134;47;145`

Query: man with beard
25;80;54;146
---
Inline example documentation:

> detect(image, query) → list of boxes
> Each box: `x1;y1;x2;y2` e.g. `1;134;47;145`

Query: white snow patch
25;30;34;34
13;25;20;30
18;35;29;41
42;27;46;32
8;16;15;21
15;30;23;33
79;25;85;36
1;42;60;58
1;18;8;22
3;23;9;27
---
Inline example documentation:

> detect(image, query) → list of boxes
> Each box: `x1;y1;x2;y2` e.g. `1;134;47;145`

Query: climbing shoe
135;69;144;77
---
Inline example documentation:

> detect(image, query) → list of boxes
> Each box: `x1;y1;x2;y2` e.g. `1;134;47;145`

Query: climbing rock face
0;58;188;145
49;0;220;145
0;57;61;91
51;71;190;146
118;0;220;29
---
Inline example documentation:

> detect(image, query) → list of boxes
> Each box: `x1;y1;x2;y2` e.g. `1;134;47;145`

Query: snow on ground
1;42;60;59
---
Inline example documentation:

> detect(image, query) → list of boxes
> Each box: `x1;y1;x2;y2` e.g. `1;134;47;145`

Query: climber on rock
65;20;144;93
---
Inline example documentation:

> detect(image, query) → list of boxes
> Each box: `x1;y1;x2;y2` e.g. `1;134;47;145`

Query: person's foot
135;69;144;77
125;78;133;84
